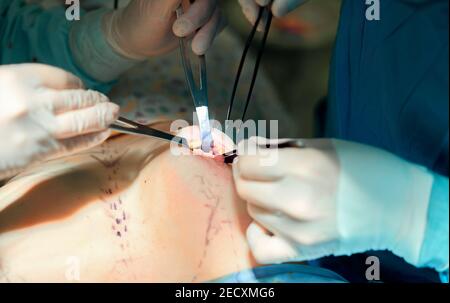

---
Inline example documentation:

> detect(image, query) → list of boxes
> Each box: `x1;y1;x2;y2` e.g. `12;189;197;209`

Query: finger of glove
248;204;325;246
247;222;298;264
53;102;119;139
37;89;111;114
272;0;306;17
233;153;286;181
238;0;267;31
17;63;84;90
233;172;283;212
173;0;217;37
191;7;226;55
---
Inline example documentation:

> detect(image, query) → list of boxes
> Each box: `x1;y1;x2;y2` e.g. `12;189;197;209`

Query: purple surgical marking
91;149;128;168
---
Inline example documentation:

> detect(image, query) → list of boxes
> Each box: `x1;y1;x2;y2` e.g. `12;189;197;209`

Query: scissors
176;1;214;153
110;117;190;148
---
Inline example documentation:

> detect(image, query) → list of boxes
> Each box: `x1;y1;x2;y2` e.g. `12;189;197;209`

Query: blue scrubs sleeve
0;0;113;92
418;173;449;277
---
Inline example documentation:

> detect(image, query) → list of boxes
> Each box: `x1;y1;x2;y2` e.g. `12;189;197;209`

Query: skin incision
0;122;256;282
176;125;236;159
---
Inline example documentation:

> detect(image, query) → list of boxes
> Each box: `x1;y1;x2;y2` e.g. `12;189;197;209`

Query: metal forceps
222;1;275;163
110;117;190;148
176;2;214;153
226;1;274;122
222;139;305;164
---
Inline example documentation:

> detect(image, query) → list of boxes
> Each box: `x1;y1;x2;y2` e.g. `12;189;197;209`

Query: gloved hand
0;64;119;180
103;0;225;58
238;0;307;27
233;137;434;266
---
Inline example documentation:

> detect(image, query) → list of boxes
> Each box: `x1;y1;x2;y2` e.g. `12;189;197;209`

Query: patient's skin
0;123;256;282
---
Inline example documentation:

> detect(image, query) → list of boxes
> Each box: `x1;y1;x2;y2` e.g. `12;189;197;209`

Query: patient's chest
0;137;255;282
0;147;150;282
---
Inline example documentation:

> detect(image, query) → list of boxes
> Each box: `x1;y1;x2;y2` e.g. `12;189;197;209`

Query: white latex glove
233;137;434;267
238;0;307;28
0;64;119;180
103;0;225;59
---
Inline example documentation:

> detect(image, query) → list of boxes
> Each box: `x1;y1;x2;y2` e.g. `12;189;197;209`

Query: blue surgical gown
327;0;449;279
0;0;110;92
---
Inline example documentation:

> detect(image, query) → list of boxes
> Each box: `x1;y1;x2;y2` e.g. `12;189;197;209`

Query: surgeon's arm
419;173;449;281
0;1;127;93
234;138;449;280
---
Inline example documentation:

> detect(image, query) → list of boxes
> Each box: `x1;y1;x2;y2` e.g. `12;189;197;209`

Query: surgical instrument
222;139;305;164
222;2;275;163
110;117;190;148
226;1;274;122
176;1;214;153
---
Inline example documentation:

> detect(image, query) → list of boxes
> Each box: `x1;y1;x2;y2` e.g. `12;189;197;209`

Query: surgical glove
233;137;434;267
238;0;307;28
103;0;225;59
0;64;119;180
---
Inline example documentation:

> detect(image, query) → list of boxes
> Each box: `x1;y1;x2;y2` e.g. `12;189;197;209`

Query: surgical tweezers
222;139;305;164
110;117;190;148
222;2;275;163
176;2;214;153
226;1;274;122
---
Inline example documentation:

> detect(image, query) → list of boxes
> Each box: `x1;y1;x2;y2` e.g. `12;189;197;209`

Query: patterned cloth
108;29;294;137
24;0;295;137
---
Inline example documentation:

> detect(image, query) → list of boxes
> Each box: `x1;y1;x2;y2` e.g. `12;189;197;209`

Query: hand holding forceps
109;0;212;152
176;0;214;153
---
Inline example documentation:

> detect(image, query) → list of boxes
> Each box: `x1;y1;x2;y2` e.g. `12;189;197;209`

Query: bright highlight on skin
177;125;235;159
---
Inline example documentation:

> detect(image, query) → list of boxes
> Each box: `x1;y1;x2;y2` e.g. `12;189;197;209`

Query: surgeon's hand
0;64;119;180
238;0;307;28
233;137;434;266
103;0;225;58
